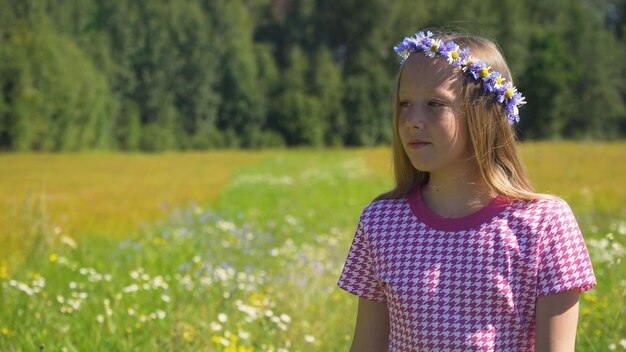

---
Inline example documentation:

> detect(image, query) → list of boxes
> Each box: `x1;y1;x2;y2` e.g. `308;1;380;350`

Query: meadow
0;143;625;351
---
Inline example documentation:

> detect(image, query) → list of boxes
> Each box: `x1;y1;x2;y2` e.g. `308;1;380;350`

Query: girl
337;30;596;351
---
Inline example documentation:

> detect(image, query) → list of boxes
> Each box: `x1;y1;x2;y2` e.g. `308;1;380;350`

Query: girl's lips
407;141;431;149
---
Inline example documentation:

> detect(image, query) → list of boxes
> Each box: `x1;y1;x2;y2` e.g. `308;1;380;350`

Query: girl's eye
399;100;411;108
428;100;445;107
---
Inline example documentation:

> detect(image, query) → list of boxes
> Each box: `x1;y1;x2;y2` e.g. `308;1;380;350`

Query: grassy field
0;144;625;351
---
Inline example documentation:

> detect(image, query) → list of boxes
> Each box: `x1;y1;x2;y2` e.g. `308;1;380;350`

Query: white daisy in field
280;314;291;323
210;321;222;332
218;313;227;323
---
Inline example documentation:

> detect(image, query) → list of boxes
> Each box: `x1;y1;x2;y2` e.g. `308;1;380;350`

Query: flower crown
393;31;526;124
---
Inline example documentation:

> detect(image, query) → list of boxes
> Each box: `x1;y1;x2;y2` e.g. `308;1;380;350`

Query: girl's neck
422;168;495;219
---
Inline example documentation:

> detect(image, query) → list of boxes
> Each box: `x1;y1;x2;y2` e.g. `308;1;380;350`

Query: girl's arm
350;298;390;352
534;288;580;352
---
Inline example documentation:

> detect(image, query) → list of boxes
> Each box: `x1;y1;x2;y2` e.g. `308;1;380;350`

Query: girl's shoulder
359;196;411;221
508;194;578;224
510;193;571;212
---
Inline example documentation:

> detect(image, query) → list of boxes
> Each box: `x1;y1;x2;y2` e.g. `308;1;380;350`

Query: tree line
0;0;624;151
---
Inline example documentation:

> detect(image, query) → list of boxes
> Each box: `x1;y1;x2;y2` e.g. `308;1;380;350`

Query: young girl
337;30;596;351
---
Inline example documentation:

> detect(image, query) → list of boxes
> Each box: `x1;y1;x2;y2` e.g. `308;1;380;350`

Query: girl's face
397;53;472;176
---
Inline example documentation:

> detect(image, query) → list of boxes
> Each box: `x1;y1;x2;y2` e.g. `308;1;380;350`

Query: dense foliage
0;0;624;151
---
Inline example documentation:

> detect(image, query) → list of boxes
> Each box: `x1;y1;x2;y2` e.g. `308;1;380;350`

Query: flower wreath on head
393;31;526;125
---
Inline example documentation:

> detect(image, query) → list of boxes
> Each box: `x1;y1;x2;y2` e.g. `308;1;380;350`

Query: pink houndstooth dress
338;186;596;351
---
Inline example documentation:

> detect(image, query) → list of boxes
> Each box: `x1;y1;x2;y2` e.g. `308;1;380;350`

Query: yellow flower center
451;51;459;59
505;88;514;99
430;44;439;52
480;68;490;78
496;76;503;85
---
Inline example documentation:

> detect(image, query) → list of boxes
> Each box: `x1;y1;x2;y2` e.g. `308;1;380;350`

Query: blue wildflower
468;60;488;80
506;91;526;124
439;41;457;58
424;38;442;57
496;82;514;104
449;47;470;67
483;71;505;93
414;31;434;51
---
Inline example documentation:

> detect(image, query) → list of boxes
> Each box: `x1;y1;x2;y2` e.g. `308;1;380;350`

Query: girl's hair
377;33;547;201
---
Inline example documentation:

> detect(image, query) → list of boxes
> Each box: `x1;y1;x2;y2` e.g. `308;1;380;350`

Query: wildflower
216;220;236;232
280;314;291;323
0;261;9;279
96;315;105;323
218;313;227;323
467;60;489;80
60;235;77;249
304;335;316;343
211;336;230;347
49;253;59;262
17;282;33;295
425;39;442;58
161;294;171;303
483;71;506;93
123;284;139;293
439;41;459;63
210;322;222;331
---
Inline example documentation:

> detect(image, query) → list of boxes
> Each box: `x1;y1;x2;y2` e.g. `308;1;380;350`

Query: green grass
0;145;625;351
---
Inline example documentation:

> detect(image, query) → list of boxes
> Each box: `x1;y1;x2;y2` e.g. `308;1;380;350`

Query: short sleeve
337;220;386;302
536;200;597;296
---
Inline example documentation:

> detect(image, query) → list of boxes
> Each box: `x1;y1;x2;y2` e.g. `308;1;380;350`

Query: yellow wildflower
0;261;8;279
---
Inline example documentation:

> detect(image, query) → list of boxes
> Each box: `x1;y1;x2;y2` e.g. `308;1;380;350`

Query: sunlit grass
0;151;271;254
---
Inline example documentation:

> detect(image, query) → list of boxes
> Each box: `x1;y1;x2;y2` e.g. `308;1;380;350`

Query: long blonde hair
377;34;546;201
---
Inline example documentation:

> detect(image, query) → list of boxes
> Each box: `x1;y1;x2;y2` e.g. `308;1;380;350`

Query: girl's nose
404;105;425;130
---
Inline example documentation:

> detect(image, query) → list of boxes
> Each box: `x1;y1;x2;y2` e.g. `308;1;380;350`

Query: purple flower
496;82;514;104
439;41;457;58
451;47;471;67
424;38;442;57
393;39;412;62
414;31;434;51
506;91;526;123
394;31;434;62
483;71;505;93
467;60;488;80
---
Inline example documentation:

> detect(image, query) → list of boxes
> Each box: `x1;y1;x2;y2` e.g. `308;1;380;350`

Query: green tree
0;21;115;151
517;32;579;139
207;0;265;148
312;48;346;145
